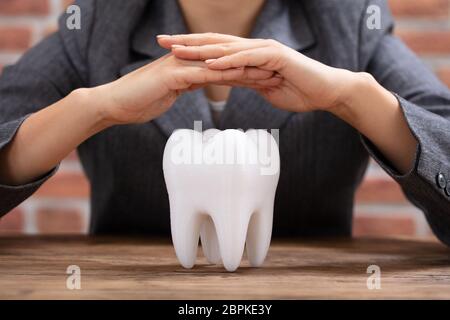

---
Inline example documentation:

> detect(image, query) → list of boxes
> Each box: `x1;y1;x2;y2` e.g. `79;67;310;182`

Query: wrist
69;86;114;133
327;71;376;122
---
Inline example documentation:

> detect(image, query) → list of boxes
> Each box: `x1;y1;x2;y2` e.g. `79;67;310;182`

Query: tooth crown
163;129;280;272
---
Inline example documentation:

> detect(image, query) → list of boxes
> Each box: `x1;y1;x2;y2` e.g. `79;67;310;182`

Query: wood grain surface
0;236;449;299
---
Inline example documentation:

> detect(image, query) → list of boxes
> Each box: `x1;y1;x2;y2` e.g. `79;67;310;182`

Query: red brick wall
0;0;449;237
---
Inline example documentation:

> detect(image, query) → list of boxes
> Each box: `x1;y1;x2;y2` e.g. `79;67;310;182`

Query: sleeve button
436;173;447;189
445;184;450;197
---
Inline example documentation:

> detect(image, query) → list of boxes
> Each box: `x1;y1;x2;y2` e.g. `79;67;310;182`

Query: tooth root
200;216;221;264
246;202;274;267
170;209;202;269
213;212;251;272
164;129;280;271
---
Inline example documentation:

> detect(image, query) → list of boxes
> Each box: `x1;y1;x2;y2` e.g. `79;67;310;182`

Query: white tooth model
163;128;280;272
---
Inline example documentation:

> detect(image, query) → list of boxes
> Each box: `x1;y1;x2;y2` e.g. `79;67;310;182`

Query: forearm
0;87;109;186
330;72;418;174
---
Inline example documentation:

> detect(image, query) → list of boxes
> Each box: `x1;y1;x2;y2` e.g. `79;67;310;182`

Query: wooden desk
0;236;449;299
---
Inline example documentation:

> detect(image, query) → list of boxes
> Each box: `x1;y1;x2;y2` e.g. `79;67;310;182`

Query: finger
187;84;205;91
177;58;274;80
249;75;283;87
174;64;279;90
182;65;274;83
179;67;245;87
157;33;244;49
214;76;283;88
171;40;266;61
206;47;281;71
184;77;281;93
210;67;275;82
241;67;275;80
176;58;208;68
178;75;282;96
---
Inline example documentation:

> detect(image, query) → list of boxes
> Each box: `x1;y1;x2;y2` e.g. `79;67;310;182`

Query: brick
0;26;32;51
355;177;408;204
438;68;450;88
389;0;450;18
353;215;416;237
0;0;50;16
396;30;450;55
35;172;90;198
0;208;24;234
36;207;85;234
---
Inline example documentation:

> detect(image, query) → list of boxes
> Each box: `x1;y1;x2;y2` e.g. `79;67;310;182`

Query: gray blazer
1;0;450;242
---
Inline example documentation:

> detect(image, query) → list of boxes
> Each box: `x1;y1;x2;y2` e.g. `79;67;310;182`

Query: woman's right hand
96;53;281;126
0;51;280;186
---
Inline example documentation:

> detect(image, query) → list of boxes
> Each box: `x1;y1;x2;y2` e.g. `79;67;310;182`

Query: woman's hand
0;47;281;186
158;33;358;113
97;53;281;126
159;33;418;174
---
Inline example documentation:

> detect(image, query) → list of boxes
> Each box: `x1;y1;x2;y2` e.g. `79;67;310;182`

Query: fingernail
157;34;171;38
205;59;217;64
171;44;185;49
274;73;283;78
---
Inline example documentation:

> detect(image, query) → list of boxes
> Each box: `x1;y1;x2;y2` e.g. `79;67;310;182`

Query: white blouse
208;99;227;125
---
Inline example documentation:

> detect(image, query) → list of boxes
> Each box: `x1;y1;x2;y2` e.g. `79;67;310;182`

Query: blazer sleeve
359;0;450;245
0;0;95;216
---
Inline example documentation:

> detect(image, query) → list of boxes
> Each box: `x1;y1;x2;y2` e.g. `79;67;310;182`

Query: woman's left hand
158;33;359;113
